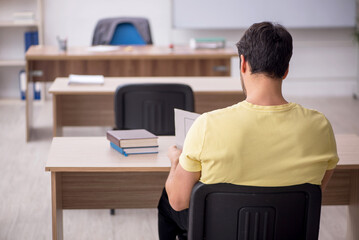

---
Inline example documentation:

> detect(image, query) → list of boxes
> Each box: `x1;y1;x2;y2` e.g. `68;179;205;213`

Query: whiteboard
173;0;356;29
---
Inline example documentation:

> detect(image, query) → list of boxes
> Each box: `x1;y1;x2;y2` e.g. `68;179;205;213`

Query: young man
157;22;339;240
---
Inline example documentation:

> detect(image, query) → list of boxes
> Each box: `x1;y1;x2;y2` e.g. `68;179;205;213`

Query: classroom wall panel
0;0;357;98
42;0;357;97
173;0;356;29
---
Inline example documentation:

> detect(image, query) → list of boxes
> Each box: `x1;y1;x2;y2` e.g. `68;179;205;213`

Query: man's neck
244;74;288;106
246;95;288;106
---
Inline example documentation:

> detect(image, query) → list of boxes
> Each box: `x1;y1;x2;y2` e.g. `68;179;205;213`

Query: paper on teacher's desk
68;74;104;85
87;45;120;52
175;109;200;150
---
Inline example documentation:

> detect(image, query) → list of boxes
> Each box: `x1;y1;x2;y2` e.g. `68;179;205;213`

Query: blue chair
110;23;146;45
92;17;152;46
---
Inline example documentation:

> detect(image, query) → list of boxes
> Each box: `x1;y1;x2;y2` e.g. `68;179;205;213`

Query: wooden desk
26;45;237;79
46;136;173;240
26;45;238;141
46;135;359;240
48;77;245;137
25;45;237;141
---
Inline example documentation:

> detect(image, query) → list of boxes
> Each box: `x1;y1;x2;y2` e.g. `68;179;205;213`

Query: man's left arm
165;145;201;211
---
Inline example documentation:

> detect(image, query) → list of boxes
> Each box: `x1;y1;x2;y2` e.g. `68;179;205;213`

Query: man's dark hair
236;22;293;79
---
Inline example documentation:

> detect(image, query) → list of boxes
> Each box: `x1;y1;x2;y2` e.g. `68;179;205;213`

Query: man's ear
240;55;246;73
282;66;289;80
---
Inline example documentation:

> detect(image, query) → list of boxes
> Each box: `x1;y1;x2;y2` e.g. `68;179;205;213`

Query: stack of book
107;129;158;156
13;12;35;24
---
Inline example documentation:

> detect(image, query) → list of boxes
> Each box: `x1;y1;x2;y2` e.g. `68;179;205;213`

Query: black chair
110;83;194;216
114;83;195;135
188;182;322;240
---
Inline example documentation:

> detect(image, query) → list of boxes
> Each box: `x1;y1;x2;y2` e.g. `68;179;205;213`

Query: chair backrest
92;17;152;45
109;23;146;45
114;83;194;135
188;182;322;240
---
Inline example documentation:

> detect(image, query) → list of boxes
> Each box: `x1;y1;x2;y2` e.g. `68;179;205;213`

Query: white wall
173;0;356;29
0;0;357;98
43;0;172;46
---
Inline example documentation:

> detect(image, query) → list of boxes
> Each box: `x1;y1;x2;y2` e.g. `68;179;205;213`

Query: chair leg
110;209;115;215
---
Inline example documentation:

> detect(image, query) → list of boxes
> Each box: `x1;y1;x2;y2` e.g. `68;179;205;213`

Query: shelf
0;60;26;66
0;21;39;27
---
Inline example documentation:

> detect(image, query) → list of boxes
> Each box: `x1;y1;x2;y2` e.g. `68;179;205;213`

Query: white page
68;74;104;85
87;45;120;52
174;109;200;149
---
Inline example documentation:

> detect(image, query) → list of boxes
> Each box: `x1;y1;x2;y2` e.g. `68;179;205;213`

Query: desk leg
346;170;359;240
52;95;63;137
51;172;63;240
25;62;33;142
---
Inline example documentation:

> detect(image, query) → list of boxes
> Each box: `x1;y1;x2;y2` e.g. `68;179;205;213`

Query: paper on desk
68;74;104;85
175;109;200;150
87;45;120;52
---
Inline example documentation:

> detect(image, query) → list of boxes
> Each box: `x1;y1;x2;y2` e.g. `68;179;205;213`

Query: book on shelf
110;142;158;156
25;31;39;52
13;12;35;23
106;129;158;148
19;70;41;100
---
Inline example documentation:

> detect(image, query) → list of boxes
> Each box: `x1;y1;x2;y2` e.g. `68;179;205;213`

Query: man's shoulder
294;103;327;118
205;102;242;118
292;104;332;130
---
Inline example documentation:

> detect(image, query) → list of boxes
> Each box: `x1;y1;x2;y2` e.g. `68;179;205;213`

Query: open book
174;109;200;149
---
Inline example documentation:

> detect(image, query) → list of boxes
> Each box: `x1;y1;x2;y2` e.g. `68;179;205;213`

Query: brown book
106;129;158;148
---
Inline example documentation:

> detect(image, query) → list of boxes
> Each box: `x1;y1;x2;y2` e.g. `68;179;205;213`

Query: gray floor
0;96;356;240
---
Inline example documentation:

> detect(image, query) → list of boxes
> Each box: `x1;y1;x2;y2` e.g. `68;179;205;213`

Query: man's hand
167;145;182;166
165;146;200;211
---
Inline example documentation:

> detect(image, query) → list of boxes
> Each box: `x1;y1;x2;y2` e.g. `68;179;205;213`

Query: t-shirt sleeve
179;114;207;172
326;119;339;170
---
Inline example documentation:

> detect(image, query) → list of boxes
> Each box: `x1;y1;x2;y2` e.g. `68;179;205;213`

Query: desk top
46;135;359;172
46;136;174;172
49;77;243;94
26;45;238;60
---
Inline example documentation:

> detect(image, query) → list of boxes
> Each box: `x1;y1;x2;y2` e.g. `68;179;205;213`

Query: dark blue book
110;142;158;157
24;31;39;52
24;32;32;52
32;31;39;45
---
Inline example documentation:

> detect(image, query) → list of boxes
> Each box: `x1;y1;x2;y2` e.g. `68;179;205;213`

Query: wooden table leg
51;172;63;240
25;62;33;142
52;95;63;137
346;169;359;240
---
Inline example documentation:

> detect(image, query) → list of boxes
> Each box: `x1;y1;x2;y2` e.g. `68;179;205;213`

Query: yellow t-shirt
179;101;339;186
